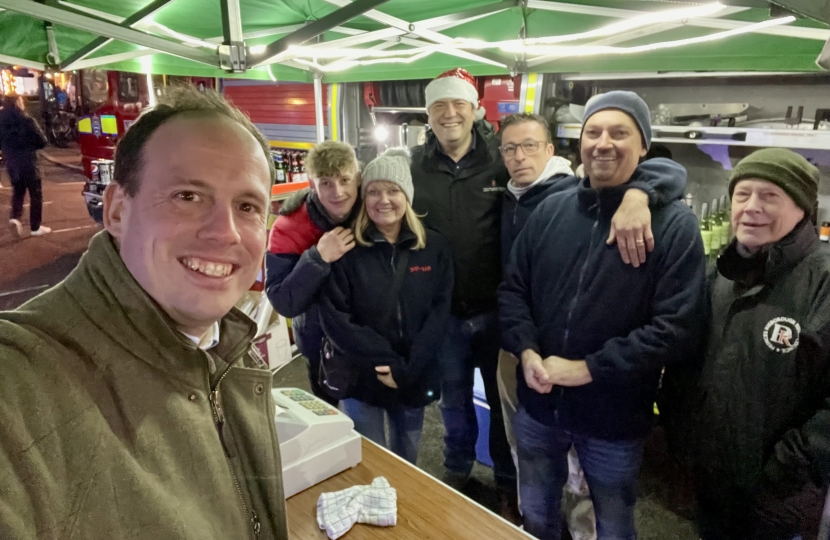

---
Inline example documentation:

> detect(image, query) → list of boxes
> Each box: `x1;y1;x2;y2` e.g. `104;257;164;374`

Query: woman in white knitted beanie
319;147;454;464
354;148;423;247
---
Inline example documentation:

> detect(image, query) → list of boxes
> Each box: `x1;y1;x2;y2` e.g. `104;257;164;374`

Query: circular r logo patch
763;317;801;353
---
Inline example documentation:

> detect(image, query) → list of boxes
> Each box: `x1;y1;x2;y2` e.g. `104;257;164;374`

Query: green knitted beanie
729;148;819;214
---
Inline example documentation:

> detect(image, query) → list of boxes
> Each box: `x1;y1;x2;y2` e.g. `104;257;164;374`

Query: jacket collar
367;221;417;247
423;123;495;173
717;218;819;286
576;176;630;214
505;174;561;204
307;190;362;231
507;156;575;201
63;232;256;377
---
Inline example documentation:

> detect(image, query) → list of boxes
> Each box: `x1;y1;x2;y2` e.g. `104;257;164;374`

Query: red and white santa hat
425;68;486;120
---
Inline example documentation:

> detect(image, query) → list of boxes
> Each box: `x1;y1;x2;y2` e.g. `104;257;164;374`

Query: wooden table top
286;437;532;539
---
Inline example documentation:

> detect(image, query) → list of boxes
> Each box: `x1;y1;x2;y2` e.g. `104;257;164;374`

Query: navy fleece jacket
499;159;707;440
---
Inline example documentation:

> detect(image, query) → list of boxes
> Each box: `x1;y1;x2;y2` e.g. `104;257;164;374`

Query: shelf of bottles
268;147;311;230
687;194;731;263
272;148;310;185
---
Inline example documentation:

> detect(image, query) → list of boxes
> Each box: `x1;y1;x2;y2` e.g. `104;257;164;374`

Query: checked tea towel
316;476;397;539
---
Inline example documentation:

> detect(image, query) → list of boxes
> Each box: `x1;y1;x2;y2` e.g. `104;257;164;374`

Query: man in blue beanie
499;90;707;539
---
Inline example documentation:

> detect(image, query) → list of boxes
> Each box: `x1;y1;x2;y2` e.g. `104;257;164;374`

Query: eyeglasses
499;140;543;158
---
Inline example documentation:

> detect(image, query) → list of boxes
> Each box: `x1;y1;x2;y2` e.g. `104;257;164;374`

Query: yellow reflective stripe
101;116;118;135
78;117;93;134
269;141;314;150
330;84;339;142
524;73;538;114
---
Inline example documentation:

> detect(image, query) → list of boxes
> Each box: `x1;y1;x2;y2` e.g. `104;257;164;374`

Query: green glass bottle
700;202;712;259
710;198;724;257
719;195;731;247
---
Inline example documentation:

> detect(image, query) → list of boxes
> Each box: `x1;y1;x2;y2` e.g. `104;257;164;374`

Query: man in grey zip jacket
0;87;288;539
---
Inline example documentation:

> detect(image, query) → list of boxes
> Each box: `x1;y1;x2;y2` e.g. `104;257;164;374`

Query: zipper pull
210;388;225;424
252;511;261;540
210;389;234;458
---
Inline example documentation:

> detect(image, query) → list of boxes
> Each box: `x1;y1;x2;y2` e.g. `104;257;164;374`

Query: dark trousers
7;160;43;231
697;480;825;540
439;312;516;493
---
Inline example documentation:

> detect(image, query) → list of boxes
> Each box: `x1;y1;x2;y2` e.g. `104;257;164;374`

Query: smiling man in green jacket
0;87;288;539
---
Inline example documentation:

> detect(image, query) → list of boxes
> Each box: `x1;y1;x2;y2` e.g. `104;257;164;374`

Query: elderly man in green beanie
662;148;830;540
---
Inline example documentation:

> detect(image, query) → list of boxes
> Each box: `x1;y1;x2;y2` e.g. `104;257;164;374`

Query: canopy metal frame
317;0;514;69
0;0;827;77
59;0;176;70
219;0;245;71
251;0;393;65
0;0;218;65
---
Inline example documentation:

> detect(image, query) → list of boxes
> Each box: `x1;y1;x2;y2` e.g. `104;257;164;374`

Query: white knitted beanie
361;148;413;202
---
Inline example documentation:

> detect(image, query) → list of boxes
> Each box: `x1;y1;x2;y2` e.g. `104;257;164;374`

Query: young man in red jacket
265;141;361;404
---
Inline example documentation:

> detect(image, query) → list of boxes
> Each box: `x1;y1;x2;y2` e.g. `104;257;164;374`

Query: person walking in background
265;141;361;405
320;148;453;464
499;91;707;539
0;94;50;237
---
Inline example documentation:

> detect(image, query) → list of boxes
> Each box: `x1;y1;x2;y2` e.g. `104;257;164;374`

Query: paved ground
0;147;99;310
1;145;699;539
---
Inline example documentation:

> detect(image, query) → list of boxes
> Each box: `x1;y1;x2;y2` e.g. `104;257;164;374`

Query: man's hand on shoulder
317;227;355;263
608;189;654;268
521;349;553;394
543;356;593;387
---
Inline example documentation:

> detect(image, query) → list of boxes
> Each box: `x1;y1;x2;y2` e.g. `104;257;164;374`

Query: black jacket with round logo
663;220;830;498
410;123;509;318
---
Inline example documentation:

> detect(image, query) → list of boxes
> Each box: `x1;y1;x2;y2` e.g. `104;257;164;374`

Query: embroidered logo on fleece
482;179;505;193
763;317;801;353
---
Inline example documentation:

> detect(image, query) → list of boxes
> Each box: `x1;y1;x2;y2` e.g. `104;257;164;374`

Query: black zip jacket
666;220;830;497
264;189;359;362
499;161;707;440
0;106;46;173
319;227;453;408
411;123;509;318
501;157;688;267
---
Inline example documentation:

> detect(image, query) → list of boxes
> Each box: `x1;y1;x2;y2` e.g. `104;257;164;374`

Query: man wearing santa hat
410;67;519;521
410;69;674;526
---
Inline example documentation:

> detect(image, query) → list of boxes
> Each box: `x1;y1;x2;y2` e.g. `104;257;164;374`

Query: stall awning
0;0;827;82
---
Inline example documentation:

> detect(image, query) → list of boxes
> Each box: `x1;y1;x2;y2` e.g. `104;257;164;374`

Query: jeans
7;161;43;231
341;398;425;464
514;406;644;540
498;351;597;540
439;313;516;492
